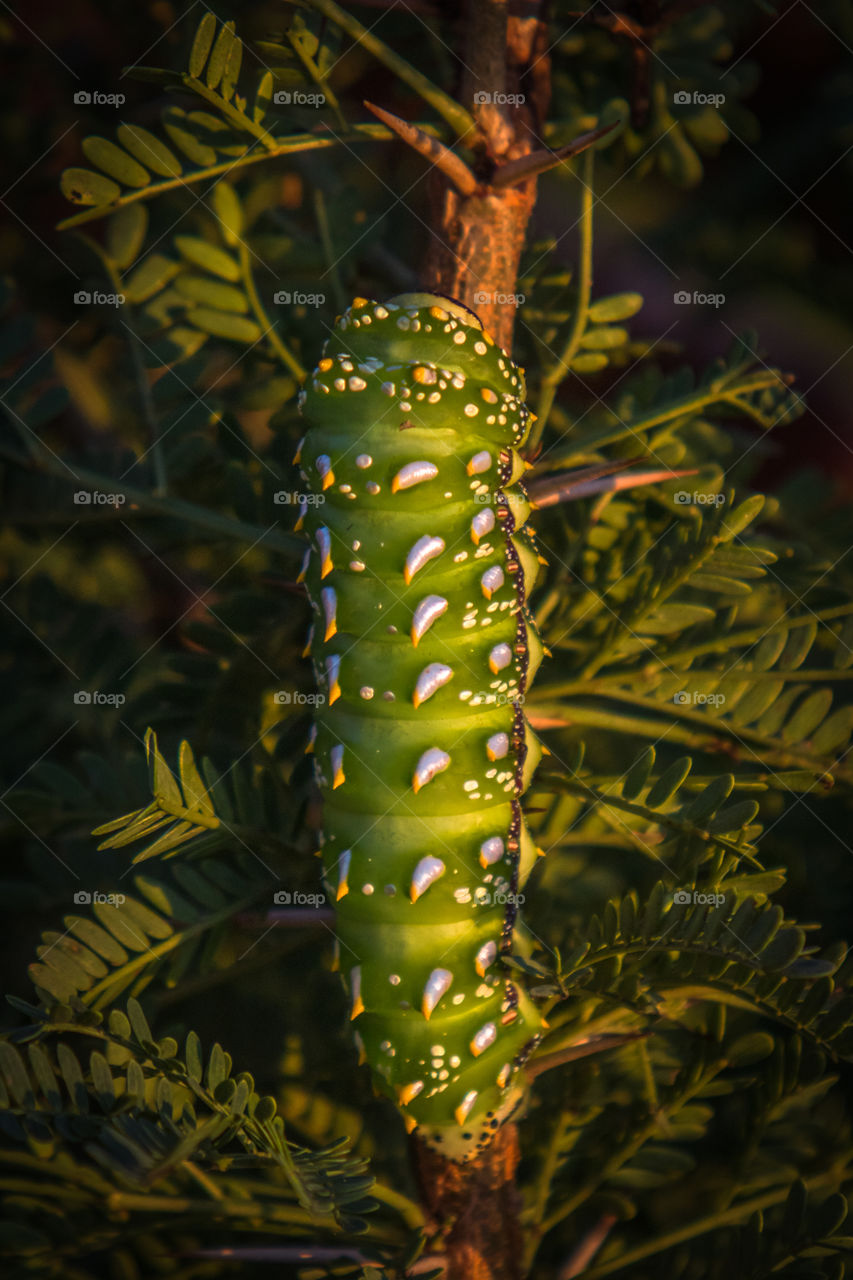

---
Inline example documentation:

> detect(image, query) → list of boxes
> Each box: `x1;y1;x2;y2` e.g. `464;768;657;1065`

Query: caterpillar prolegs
297;293;547;1161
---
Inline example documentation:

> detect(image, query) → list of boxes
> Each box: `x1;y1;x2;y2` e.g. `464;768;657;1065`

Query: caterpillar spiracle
296;293;548;1161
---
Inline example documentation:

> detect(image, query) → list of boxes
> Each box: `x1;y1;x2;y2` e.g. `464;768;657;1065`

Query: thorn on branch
527;463;699;509
491;122;620;188
364;101;479;196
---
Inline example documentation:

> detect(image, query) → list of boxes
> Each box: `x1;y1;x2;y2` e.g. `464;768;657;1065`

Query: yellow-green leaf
117;124;183;178
82;136;150;188
107;205;148;270
174;235;240;282
61;167;121;207
189;12;217;79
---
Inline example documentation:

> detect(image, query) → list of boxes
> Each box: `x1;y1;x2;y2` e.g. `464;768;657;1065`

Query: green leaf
726;1031;775;1066
210;182;244;247
189;308;262;342
106;205;148;270
720;495;765;541
588;292;643;322
61;167;121;207
811;706;853;756
222;36;243;102
126;998;153;1046
162;108;217;167
81;137;150;188
179;741;217;816
783;689;833;745
173;235;240;282
622;746;655;801
146;730;183;807
254;70;274;124
116;124;183;178
124;254;181;304
571;352;609;374
645;757;692;809
189;12;217;79
579;326;628;350
206;22;237;92
174;274;249;312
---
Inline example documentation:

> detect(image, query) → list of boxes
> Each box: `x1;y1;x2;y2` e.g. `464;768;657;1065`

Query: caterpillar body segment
298;293;547;1160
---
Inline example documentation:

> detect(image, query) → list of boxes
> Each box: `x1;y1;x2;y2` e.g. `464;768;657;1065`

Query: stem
313;188;347;314
238;242;305;379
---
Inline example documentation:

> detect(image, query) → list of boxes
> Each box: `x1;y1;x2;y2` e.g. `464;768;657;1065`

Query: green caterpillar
297;293;547;1161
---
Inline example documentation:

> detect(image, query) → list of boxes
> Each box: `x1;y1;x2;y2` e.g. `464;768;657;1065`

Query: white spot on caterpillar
475;940;497;975
422;968;453;1019
405;535;445;585
454;887;472;904
486;732;509;761
366;481;381;495
471;509;495;545
336;849;351;901
362;883;374;895
350;560;366;572
349;376;367;391
359;686;374;699
464;403;479;417
389;974;401;985
475;341;488;356
325;654;341;704
355;454;373;468
316;527;333;578
334;378;346;391
392;460;439;493
452;993;466;1005
467;450;492;475
410;855;446;902
480;566;504;599
398;1080;424;1105
489;643;512;673
381;381;395;396
413;748;451;793
350;965;364;1019
470;1023;497;1057
321;587;337;641
455;1090;478;1125
479;837;505;868
454;551;469;563
413;663;454;707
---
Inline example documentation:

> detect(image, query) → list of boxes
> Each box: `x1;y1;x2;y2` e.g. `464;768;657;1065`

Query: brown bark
420;1;551;351
412;1123;526;1280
